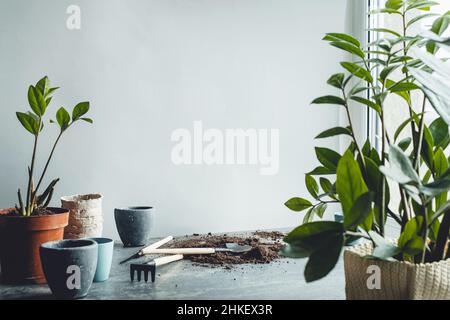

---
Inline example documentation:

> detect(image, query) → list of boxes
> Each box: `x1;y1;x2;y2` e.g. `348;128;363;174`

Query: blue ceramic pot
40;239;98;299
88;237;114;282
114;206;154;247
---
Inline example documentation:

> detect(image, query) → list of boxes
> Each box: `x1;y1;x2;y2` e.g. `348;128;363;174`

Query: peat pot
344;242;450;300
40;239;98;299
0;207;69;284
61;194;103;239
114;206;154;247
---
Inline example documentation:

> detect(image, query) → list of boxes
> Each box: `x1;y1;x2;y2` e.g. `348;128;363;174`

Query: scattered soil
253;230;285;241
164;231;285;267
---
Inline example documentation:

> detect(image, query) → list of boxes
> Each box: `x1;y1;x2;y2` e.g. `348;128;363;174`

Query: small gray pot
40;239;98;299
114;206;154;247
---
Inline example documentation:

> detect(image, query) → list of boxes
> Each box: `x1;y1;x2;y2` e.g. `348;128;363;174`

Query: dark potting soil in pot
164;231;285;267
5;207;58;217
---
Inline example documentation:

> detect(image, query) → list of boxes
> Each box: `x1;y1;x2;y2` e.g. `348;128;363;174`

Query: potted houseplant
0;76;93;284
283;0;450;299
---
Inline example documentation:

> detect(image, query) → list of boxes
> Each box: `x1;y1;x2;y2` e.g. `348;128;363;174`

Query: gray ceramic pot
114;206;154;247
40;239;98;299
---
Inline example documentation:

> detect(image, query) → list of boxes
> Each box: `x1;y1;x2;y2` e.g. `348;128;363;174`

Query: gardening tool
140;243;252;255
130;254;183;283
119;235;173;264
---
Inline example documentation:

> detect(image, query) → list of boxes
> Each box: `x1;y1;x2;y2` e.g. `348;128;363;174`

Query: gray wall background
0;0;361;239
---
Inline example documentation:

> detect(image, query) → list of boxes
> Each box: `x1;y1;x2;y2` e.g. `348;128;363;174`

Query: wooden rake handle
153;254;184;266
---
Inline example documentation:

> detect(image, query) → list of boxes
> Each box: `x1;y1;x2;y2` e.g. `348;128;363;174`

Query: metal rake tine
137;268;142;282
130;266;135;281
144;270;149;282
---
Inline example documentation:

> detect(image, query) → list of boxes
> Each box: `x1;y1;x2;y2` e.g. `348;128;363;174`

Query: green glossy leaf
420;125;435;171
364;156;382;191
380;65;400;83
341;62;373;83
311;95;346;106
80;117;94;124
344;192;374;231
394;115;418;141
434;147;448;177
280;244;310;258
380;144;420;185
307;166;335;176
419;178;450;197
430;117;450;148
350;96;381;114
35;76;50;96
398;137;412;151
305;175;319;199
388;81;420;93
72;101;90;121
336;151;368;216
327;73;345;89
27;86;41;116
368;27;401;37
398;216;425;256
315;203;327;218
323;33;360;47
406;13;438;28
16;112;37;135
386;0;403;10
330;41;365;59
315;126;351;139
406;1;438;12
434;148;449;208
315;147;341;170
319;178;333;193
304;233;344;283
285;197;312;212
56;107;70;131
426;14;450;53
284;221;343;250
303;207;315;224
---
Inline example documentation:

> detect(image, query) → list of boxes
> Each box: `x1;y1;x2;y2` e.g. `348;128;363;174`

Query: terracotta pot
0;207;69;284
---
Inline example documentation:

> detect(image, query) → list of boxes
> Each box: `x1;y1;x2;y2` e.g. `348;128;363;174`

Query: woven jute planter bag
344;242;450;300
61;194;103;239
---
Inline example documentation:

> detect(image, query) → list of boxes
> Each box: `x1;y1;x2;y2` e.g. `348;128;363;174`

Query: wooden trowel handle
143;247;216;255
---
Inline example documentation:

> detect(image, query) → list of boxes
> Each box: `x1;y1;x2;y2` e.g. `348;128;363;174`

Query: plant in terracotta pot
0;76;92;284
283;0;450;299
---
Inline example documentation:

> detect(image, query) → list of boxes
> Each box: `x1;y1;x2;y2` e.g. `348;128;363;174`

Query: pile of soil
164;231;285;267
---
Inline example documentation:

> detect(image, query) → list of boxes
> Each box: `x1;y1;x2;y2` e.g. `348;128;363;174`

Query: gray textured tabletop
0;232;346;300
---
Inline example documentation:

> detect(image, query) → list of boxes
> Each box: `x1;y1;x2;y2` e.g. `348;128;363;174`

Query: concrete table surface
0;232;346;300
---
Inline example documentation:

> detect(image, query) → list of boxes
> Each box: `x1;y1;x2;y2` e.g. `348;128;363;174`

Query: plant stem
25;119;41;216
413;96;427;170
387;208;402;226
35;131;63;194
342;89;366;168
402;12;418;148
345;231;371;240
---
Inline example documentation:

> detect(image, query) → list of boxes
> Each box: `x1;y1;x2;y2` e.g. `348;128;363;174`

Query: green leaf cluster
284;0;450;281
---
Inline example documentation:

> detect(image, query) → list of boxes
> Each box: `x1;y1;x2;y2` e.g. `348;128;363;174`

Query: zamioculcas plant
15;76;93;216
284;0;450;285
